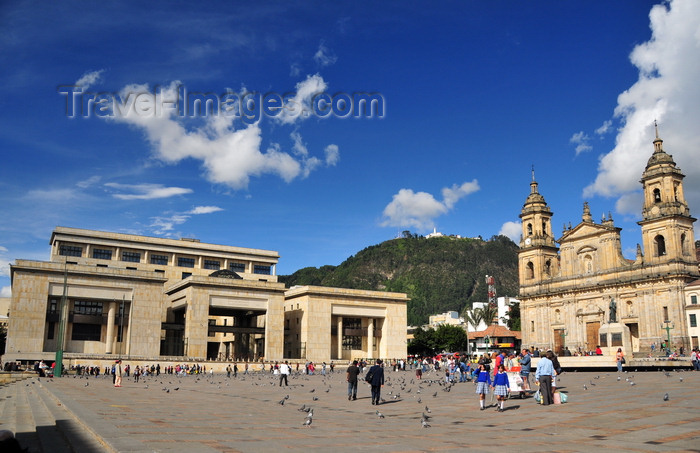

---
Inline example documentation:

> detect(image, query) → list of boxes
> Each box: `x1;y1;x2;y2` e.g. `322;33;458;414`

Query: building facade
519;131;699;355
6;227;408;364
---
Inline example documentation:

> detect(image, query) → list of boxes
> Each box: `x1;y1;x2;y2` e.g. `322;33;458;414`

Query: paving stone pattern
1;368;699;452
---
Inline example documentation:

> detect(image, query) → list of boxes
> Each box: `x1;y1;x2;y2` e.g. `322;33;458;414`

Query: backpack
365;369;374;383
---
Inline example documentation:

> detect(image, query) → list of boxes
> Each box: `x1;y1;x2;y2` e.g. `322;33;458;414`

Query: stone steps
0;379;108;452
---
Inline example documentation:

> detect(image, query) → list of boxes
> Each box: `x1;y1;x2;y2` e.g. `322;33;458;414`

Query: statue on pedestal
609;298;617;323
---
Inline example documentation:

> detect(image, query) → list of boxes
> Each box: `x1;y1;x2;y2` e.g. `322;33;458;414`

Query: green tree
407;327;435;356
432;324;468;352
505;301;521;331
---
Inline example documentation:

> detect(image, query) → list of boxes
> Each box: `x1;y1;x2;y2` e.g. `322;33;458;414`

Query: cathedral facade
518;131;699;355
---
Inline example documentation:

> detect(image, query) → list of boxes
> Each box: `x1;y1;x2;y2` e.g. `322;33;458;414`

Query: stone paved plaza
1;367;699;452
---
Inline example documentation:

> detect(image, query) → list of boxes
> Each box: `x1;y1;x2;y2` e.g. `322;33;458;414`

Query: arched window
527;223;533;236
655;235;666;256
544;259;551;276
681;233;688;255
526;261;534;279
542;220;547;236
653;188;661;203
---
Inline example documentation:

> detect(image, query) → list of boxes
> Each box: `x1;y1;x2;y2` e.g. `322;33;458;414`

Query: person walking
367;359;385;405
535;351;555;405
492;364;510;412
279;361;290;386
475;364;492;410
114;360;123;387
616;348;625;372
519;349;532;394
346;360;360;400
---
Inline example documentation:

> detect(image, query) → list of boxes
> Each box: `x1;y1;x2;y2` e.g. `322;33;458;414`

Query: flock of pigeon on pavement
35;364;690;429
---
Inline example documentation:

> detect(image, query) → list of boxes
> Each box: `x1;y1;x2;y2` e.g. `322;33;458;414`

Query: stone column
105;301;117;354
337;317;343;360
367;319;374;359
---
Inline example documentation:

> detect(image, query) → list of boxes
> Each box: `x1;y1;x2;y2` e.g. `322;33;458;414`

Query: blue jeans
347;381;358;398
617;360;623;372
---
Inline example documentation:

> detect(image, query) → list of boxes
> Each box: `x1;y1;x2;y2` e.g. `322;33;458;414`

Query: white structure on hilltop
426;228;444;239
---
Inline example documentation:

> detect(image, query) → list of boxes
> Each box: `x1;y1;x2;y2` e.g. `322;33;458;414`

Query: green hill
279;234;520;326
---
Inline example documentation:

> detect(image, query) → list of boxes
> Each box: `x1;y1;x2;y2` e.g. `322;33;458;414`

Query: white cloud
150;205;223;235
441;180;480;209
324;144;339;166
76;175;101;188
105;183;193;200
615;192;644;216
0;245;10;278
584;0;700;212
289;62;302;77
25;188;80;201
313;40;337;67
187;206;223;215
595;120;613;136
498;221;522;243
108;80;329;188
276;74;328;125
0;286;10;298
570;131;592;155
76;69;104;90
381;180;480;230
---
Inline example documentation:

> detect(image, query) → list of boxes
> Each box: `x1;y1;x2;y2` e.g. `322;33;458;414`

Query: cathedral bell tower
638;124;696;263
519;170;559;284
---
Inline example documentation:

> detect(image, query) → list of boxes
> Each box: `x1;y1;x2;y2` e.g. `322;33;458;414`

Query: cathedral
518;128;699;355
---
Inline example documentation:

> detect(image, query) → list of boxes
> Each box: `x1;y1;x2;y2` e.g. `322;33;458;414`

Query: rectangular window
611;333;623;347
692;295;698;305
73;300;103;315
690;314;697;328
150;254;169;265
203;259;220;270
59;245;82;257
229;262;246;273
92;248;113;260
599;333;608;347
254;264;271;275
178;257;195;268
48;298;58;314
663;306;669;322
71;323;101;341
47;322;55;340
182;272;192;279
122;251;141;263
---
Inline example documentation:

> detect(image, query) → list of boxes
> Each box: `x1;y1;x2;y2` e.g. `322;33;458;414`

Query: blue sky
2;1;700;296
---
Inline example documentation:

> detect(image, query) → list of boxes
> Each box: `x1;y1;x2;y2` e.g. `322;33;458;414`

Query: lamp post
54;262;69;378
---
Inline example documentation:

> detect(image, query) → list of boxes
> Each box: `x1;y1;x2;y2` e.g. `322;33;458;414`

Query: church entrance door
626;323;639;352
553;329;565;355
586;321;600;351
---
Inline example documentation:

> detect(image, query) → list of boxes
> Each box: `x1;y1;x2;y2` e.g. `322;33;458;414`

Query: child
492;364;510;412
475;364;492;410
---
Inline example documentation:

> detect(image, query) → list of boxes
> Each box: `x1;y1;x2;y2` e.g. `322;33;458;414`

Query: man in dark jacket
367;359;385;405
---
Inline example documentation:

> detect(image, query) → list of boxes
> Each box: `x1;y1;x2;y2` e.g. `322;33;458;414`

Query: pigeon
312;396;318;401
663;393;669;401
417;398;422;404
422;412;431;420
310;389;315;393
617;376;621;381
306;409;314;419
583;384;587;390
425;405;431;413
432;392;438;398
302;417;312;427
376;410;385;418
298;404;306;412
421;419;431;428
278;398;286;405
